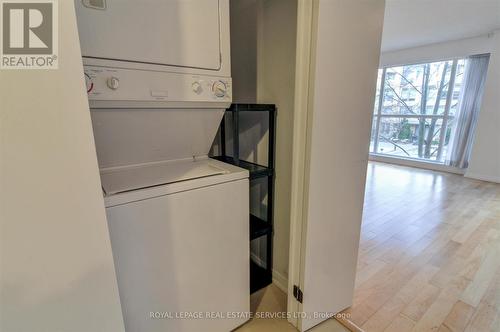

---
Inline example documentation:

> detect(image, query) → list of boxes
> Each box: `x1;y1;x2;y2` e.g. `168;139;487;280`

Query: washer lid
101;158;228;195
102;158;249;207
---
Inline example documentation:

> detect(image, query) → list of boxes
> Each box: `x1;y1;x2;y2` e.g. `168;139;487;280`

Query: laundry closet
75;1;248;332
73;0;385;331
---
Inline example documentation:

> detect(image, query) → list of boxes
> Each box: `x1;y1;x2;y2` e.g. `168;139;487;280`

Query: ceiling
382;0;500;52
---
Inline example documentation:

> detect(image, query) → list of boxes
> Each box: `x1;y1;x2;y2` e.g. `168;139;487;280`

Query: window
370;59;466;163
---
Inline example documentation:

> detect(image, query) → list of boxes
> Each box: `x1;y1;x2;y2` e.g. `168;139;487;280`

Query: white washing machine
101;158;249;332
89;107;250;332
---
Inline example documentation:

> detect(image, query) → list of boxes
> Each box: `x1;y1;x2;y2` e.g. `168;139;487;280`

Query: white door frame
287;0;318;329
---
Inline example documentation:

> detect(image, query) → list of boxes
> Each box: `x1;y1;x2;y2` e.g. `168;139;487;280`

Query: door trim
287;0;319;329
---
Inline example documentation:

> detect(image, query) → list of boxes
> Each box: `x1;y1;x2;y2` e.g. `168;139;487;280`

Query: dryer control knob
192;81;203;94
212;80;227;98
107;76;120;90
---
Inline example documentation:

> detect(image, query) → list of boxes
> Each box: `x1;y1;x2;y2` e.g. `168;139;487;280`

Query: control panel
84;66;232;107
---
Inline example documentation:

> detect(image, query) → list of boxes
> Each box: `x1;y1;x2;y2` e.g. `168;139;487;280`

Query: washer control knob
107;76;120;90
192;81;203;94
212;80;227;98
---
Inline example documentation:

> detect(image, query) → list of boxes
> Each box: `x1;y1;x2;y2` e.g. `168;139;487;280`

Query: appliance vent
83;0;106;10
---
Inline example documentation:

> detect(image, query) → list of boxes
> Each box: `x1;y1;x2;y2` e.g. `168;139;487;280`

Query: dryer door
75;0;221;70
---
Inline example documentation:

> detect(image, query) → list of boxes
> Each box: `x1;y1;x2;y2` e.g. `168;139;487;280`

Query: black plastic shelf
227;104;276;113
250;214;272;240
212;156;273;180
216;103;276;294
250;260;272;294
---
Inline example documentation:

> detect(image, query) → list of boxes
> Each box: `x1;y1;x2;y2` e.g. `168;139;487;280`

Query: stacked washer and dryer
75;1;249;331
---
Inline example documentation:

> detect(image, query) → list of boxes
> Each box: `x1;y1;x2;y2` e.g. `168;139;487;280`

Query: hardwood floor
236;285;349;332
347;162;500;332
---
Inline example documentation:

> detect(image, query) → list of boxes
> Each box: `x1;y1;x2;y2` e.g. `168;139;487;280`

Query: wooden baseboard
369;154;465;175
272;270;288;294
465;171;500;184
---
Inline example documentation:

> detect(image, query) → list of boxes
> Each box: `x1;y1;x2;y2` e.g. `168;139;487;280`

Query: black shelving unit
213;103;276;294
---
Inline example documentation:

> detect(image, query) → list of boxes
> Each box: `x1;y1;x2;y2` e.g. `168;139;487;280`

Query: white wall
229;1;269;276
230;0;259;103
256;0;297;291
467;31;500;183
0;2;125;331
381;33;494;67
380;32;500;183
229;0;297;291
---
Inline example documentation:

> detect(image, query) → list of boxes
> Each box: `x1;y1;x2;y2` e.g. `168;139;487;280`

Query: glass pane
382;64;425;116
370;58;467;165
370;116;377;152
449;59;466;116
438;116;455;163
376;117;444;161
424;61;453;115
373;69;383;114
